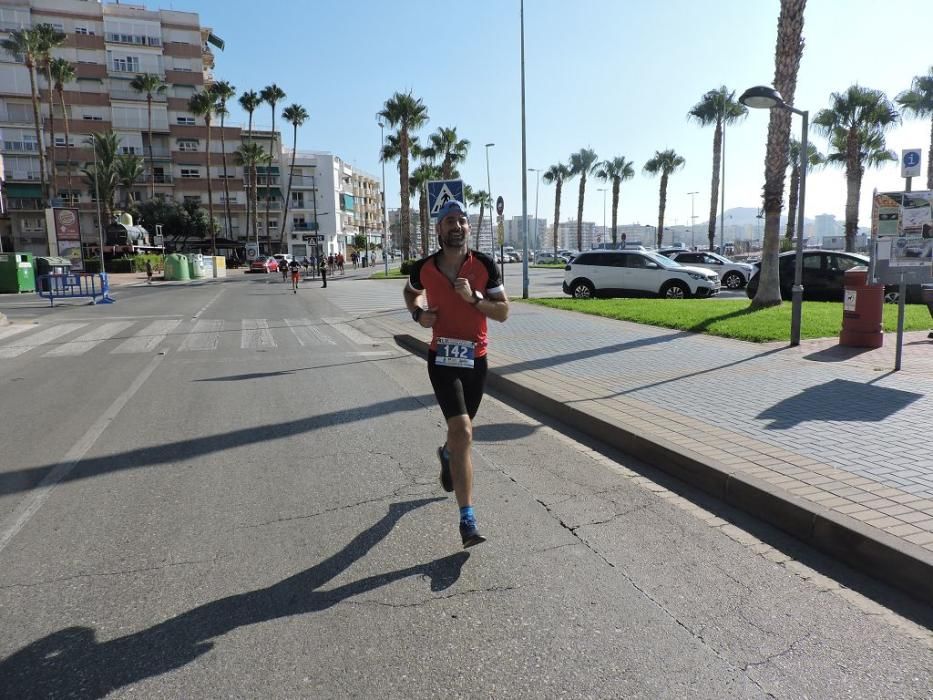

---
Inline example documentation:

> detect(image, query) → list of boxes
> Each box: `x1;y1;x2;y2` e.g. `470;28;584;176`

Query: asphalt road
0;272;929;698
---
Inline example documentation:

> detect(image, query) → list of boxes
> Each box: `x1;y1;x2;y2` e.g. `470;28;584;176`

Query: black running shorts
427;351;488;420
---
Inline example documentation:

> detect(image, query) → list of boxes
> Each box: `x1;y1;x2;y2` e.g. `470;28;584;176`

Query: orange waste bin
839;266;884;348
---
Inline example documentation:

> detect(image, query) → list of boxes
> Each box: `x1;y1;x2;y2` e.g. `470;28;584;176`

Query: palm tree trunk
708;122;722;250
245;111;254;243
399;132;411;257
844;167;861;253
657;174;668;248
147;95;154;199
576;174;586;251
476;203;484;250
265;110;275;253
59;87;72;195
553;180;562;257
27;62;48;205
46;63;57;201
420;186;429;256
611;179;620;244
280;124;297;242
785;164;800;240
206;120;215;256
220;111;232;241
252;163;259;243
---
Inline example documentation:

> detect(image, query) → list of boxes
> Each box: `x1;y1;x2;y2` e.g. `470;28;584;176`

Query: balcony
110;88;168;103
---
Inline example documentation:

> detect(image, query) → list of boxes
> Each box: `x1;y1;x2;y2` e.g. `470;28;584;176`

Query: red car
249;256;279;274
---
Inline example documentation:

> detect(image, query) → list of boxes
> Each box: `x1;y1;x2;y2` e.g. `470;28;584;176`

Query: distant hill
697;207;805;229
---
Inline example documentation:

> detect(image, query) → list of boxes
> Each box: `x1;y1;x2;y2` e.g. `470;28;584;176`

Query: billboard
871;191;933;268
54;208;80;240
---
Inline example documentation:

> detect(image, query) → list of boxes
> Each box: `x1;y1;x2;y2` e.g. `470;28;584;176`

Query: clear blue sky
183;0;932;230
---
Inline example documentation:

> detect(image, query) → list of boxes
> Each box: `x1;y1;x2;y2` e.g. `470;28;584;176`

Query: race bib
435;337;475;368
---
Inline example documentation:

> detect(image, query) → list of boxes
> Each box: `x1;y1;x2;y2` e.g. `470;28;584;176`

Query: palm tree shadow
0;498;466;698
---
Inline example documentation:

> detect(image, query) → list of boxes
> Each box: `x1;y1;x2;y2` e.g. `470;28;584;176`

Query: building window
183;195;201;204
180;168;200;179
177;139;199;151
75;26;89;35
82;114;103;121
119;146;141;155
110;55;140;73
176;116;195;126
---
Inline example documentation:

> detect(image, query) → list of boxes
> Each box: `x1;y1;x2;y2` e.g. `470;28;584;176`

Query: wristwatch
411;307;423;322
472;290;484;305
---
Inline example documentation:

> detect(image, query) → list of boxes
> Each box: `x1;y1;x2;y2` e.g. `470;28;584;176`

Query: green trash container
34;256;72;292
163;253;190;281
186;253;204;279
0;252;36;293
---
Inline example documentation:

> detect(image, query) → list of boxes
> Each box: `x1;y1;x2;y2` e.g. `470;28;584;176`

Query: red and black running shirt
407;250;503;357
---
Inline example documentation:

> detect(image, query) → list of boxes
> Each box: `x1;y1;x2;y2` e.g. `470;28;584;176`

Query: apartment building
0;0;233;255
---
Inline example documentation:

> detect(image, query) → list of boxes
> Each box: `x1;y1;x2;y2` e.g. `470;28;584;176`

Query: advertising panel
54;208;80;241
871;191;933;268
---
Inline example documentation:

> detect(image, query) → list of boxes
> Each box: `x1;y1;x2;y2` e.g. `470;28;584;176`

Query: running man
403;200;509;547
289;258;302;293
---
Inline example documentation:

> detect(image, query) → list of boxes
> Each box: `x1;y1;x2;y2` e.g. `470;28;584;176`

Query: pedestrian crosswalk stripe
0;323;88;359
0;324;35;343
43;321;134;357
284;318;336;346
111;319;181;354
178;319;222;352
323;317;380;346
241;318;276;350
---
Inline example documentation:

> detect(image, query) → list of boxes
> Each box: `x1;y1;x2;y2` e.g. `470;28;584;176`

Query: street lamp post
90;137;105;280
484;143;494;256
740;85;808;347
378;120;388;276
687;191;698;249
528;168;541;255
597;188;607;245
520;0;529;299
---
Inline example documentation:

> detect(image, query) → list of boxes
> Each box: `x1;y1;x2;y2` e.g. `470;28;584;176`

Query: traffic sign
428;179;464;217
902;149;922;178
496;196;504;216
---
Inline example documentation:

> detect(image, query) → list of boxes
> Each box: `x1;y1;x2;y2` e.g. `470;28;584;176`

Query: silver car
664;251;754;289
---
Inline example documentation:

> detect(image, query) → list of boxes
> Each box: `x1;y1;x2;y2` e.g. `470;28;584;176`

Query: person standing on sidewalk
403;200;509;547
145;260;153;284
319;256;327;288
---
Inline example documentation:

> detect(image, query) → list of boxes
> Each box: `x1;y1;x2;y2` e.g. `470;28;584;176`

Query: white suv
563;249;721;299
664;250;754;289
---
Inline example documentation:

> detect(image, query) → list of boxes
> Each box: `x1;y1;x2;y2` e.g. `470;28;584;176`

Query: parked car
535;252;569;264
563;249;721;299
273;253;294;267
664;250;755;289
250;256;279;274
744;250;925;303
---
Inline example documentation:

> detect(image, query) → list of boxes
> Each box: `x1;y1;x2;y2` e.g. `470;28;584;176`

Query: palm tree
280;103;309;242
687;86;748;251
378;91;429;258
466;187;491;250
188;90;217;255
813;85;899;252
410;158;440;256
643;149;686;247
259;84;286;251
896;66;933;189
594;157;635;245
209;80;236;239
238;90;261;236
129;73;167;199
114;154;144;210
34;24;65;201
785;138;825;241
82;132;120;227
428;126;469;179
569;148;599;250
50;57;76;196
542;163;571;257
754;0;806;309
235;142;266;249
2;28;49;203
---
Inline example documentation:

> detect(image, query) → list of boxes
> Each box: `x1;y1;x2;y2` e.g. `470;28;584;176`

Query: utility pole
687;191;698;249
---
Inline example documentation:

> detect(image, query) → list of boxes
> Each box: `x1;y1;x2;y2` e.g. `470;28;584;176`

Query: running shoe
437;444;453;492
460;518;486;548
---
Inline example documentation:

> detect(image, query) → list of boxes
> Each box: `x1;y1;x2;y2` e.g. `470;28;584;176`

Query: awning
256;187;282;197
207;33;225;50
3;183;43;198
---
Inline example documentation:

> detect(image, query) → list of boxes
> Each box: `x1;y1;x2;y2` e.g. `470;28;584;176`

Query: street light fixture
739;84;808;347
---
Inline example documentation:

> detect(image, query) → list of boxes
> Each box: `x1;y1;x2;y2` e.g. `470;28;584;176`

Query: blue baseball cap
435;200;467;221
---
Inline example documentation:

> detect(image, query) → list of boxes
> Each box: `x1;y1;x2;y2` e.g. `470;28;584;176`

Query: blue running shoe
438;444;453;493
459;518;486;548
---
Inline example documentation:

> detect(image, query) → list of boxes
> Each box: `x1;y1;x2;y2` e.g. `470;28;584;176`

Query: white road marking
111;319;182;354
285;318;337;346
241;318;276;350
0;323;87;359
178;319;222;351
43;321;134;357
0;325;35;342
323;317;380;346
192;288;225;319
0;352;165;555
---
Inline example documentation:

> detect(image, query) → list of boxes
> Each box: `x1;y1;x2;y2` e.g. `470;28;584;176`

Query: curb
394;333;933;605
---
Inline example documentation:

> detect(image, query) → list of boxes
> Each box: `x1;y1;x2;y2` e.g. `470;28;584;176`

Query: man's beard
440;231;468;249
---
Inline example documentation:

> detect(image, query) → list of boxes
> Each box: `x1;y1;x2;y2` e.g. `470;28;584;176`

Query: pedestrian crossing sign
428;179;465;217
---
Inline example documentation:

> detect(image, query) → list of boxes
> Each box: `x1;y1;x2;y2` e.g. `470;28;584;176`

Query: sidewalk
365;302;933;604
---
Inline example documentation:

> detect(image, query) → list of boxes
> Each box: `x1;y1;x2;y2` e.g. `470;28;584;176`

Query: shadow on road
0;394;436;497
0;498;464;698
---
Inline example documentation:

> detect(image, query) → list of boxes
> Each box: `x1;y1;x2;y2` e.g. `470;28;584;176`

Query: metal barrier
36;273;115;307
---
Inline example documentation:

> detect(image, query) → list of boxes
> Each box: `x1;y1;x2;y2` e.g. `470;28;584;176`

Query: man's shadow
0;498;466;699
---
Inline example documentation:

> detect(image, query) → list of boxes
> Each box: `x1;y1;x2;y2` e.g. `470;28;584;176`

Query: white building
504;215;547;250
557;220;597;250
